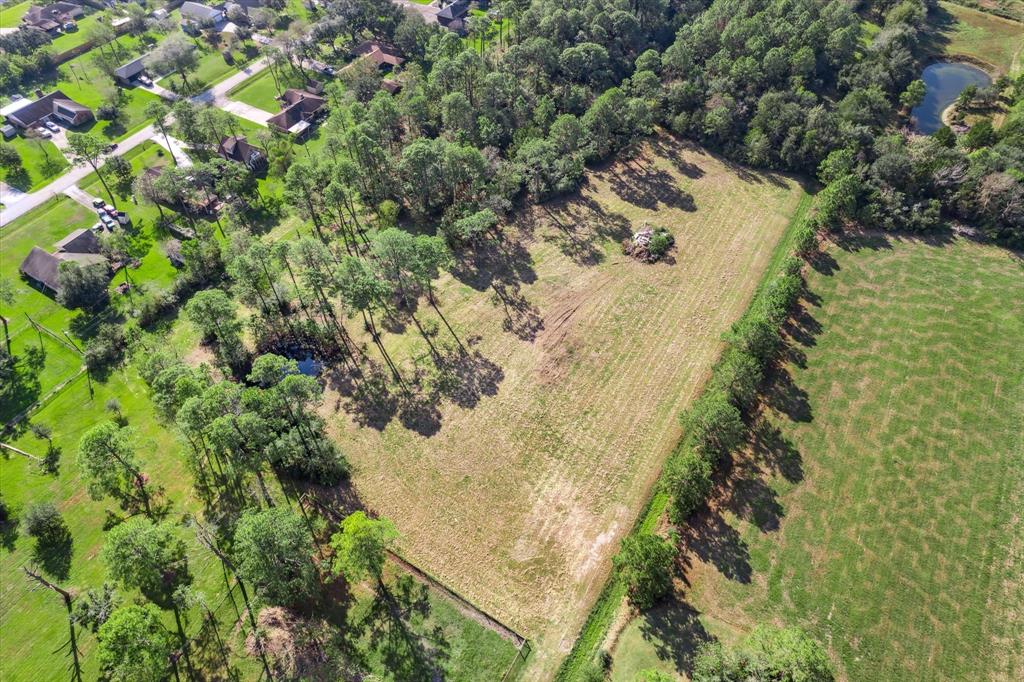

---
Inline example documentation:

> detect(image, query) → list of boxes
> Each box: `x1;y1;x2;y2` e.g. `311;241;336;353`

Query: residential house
19;229;106;296
3;90;93;129
437;0;469;32
180;1;224;30
22;2;83;32
217;135;268;173
350;40;405;71
267;89;326;137
113;56;147;86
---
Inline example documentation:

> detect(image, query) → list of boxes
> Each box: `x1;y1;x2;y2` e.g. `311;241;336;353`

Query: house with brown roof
267;89;326;137
19;228;106;295
350;40;405;71
22;2;83;32
3;90;93;129
217;135;268;173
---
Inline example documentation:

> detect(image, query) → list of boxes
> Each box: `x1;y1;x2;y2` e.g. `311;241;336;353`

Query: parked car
44;120;59;132
91;223;104;233
34;127;51;139
104;204;116;215
92;197;105;208
138;75;153;86
105;143;118;153
101;214;116;226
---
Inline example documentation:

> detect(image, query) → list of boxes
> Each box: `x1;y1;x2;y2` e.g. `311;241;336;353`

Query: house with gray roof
19;229;106;295
3;90;93;129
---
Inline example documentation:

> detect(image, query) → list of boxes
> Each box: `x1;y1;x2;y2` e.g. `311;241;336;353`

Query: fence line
300;494;531;652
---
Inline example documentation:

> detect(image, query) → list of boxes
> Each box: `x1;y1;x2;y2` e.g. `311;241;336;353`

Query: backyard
0;135;68;192
609;235;1024;681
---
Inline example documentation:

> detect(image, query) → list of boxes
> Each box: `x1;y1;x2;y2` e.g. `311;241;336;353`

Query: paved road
0;123;158;226
0;59;270;227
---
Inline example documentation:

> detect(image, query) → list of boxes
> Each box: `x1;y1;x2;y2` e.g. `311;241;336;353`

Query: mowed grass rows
326;137;808;678
611;235;1024;681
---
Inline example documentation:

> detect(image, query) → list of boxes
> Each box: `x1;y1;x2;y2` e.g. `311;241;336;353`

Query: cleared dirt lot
327;136;808;677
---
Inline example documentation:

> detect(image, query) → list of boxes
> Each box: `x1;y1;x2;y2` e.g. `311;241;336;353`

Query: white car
44;120;60;132
138;75;153;86
34;127;52;139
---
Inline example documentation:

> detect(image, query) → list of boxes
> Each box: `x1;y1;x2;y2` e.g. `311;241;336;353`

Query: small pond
911;62;992;134
296;356;322;377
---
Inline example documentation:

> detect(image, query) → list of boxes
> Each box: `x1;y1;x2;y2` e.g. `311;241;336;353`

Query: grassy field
323;136;808;678
0;135;68;192
610;235;1024;681
228;67;301;112
0;0;31;27
935;2;1024;73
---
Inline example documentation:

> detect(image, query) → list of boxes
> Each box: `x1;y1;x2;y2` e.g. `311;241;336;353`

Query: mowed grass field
611;235;1024;681
936;2;1024;73
325;136;808;677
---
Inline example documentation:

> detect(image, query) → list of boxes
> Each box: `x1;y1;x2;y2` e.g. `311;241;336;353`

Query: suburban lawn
0;135;69;192
610;235;1024;681
935;1;1024;73
228;67;302;113
0;0;31;28
324;136;808;678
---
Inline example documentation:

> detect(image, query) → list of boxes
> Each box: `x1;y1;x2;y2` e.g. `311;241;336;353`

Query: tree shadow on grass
0;355;43;423
748;420;804;484
354;575;451;682
601;157;697;212
636;597;714;675
678;509;752;584
537;195;633;267
32;526;73;581
763;366;812;423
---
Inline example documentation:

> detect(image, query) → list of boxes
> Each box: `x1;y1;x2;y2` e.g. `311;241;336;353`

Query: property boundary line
301;494;531;668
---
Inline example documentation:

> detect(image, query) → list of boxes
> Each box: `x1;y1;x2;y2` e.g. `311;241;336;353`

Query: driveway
0;123;156;227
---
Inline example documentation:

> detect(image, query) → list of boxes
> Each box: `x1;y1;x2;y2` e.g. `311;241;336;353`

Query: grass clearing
0;135;69;192
611;235;1024;681
0;1;32;28
228;67;302;113
324;136;808;678
935;2;1024;73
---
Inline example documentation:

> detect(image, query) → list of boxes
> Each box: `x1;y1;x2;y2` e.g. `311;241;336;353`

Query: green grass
227;67;302;113
612;235;1024;681
49;12;105;54
160;45;248;94
937;1;1024;74
0;0;31;27
0;135;69;191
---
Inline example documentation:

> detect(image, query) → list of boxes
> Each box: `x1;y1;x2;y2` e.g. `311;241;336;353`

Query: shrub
712;347;763;408
693;624;834;681
681;389;746;460
84;323;127;372
22;502;67;542
726;312;782;363
613;534;676;609
648;229;675;259
664;448;713;523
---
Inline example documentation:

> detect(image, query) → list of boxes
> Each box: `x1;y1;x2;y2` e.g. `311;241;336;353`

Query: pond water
911;62;992;134
296;356;322;376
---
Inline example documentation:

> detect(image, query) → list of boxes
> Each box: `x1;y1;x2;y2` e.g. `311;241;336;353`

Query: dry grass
321;136;807;678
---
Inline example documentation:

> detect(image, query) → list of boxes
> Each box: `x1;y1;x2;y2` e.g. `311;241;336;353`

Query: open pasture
611;235;1024;681
326;136;809;677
